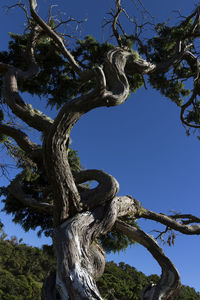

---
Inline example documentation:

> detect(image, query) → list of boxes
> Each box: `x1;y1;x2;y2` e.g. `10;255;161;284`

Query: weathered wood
3;2;200;299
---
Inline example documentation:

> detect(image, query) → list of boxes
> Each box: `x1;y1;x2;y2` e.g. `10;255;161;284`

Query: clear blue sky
0;0;200;292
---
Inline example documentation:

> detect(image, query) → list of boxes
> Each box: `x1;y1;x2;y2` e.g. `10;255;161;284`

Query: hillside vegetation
0;236;199;300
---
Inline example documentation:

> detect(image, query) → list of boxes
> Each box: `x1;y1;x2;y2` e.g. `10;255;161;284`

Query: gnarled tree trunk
3;1;200;299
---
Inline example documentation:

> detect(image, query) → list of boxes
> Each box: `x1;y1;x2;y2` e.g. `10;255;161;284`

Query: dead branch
138;206;200;235
29;0;81;75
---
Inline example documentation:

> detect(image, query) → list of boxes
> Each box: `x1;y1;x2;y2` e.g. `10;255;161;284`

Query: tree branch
1;23;54;133
112;0;123;47
74;169;119;209
180;89;200;128
139;206;200;235
115;220;181;300
29;0;81;75
43;48;132;225
2;68;53;132
8;173;54;214
0;123;41;158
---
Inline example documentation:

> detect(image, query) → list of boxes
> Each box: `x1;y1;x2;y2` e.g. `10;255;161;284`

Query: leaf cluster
0;33;145;109
146;21;195;106
0;147;81;238
99;217;139;253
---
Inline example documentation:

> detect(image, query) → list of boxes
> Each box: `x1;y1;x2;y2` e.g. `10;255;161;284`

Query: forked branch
29;0;81;75
138;205;200;235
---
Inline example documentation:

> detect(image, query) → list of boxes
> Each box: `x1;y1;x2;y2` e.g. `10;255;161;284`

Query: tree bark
3;2;200;299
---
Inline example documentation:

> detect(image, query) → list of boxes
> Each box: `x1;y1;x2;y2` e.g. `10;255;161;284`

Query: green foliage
148;72;190;106
186;106;200;125
99;217;139;253
176;285;200;300
0;134;7;144
0;237;55;299
0;32;79;109
120;35;136;50
145;21;195;106
0;238;199;299
147;21;195;63
97;261;149;300
97;261;200;300
1;147;82;238
0;33;145;110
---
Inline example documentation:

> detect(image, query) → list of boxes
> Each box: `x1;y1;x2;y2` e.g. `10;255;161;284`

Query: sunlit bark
1;1;200;299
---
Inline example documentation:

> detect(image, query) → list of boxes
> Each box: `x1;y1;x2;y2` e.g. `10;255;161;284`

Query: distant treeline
0;236;199;299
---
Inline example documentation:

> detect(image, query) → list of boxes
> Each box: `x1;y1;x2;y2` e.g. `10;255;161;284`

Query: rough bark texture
2;1;200;299
115;221;181;300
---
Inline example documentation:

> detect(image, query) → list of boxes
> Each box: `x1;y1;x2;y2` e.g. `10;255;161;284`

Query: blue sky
0;0;200;292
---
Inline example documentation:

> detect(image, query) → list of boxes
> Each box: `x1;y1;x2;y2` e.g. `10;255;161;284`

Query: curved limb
180;89;200;129
43;48;133;225
0;123;41;158
2;68;53;132
1;23;53;133
7;172;53;214
75;169;119;209
115;220;181;300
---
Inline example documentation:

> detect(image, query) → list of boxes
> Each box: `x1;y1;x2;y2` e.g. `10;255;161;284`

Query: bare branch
168;213;200;226
112;0;123;47
130;0;153;18
29;0;81;75
139;206;200;235
5;1;30;21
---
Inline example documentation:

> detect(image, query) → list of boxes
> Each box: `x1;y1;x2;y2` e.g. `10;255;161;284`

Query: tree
1;0;200;299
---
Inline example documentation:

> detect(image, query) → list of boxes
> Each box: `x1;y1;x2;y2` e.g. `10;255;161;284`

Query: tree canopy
1;1;200;299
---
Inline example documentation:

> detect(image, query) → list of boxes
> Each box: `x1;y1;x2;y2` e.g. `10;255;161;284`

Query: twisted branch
1;23;53;133
115;220;181;300
75;169;119;209
2;68;53;132
43;49;132;225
